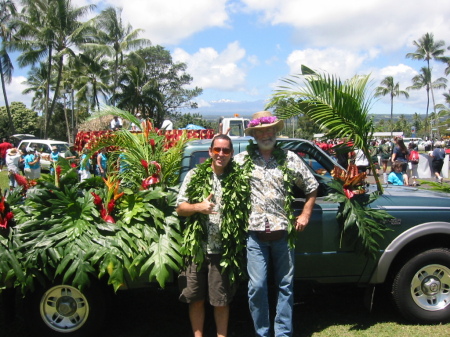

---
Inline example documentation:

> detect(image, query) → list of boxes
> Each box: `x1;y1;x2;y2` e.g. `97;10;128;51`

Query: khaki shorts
178;254;236;307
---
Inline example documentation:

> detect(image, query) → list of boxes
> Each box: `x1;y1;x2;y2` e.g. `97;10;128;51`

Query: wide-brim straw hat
244;111;284;136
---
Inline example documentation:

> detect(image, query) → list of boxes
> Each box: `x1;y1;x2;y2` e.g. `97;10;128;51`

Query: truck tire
24;281;109;336
392;248;450;323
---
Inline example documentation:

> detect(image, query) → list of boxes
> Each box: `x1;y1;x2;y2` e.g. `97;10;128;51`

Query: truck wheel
25;282;109;336
392;248;450;323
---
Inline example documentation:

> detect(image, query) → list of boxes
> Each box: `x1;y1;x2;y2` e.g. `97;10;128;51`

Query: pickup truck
12;137;450;336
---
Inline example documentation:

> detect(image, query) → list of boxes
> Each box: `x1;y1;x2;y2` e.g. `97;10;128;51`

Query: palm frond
268;64;382;193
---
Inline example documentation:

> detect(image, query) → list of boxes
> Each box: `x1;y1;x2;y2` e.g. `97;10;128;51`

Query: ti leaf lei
181;157;252;284
246;140;297;248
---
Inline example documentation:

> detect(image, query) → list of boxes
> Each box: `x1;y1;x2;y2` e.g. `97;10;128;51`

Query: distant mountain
192;99;267;120
187;99;420;122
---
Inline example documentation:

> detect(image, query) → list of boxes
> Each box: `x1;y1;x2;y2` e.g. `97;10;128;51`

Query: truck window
228;120;245;137
296;151;331;177
189;151;209;169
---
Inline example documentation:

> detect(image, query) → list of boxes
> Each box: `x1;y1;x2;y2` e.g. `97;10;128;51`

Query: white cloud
102;0;229;45
286;48;372;80
172;41;247;91
241;0;450;51
195;99;212;108
4;76;33;108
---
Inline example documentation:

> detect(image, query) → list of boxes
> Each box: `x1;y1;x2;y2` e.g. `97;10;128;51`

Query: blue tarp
183;124;205;130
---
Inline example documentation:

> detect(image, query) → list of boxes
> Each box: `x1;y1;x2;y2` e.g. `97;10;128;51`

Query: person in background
96;148;107;178
368;140;380;176
0;137;13;171
64;143;79;166
176;135;238;337
407;142;419;186
49;146;61;175
234;111;319;337
354;148;369;174
379;139;392;178
391;137;409;186
24;147;41;180
161;119;174;130
110;116;123;130
79;148;92;182
431;141;446;183
388;161;405;185
6;148;22;190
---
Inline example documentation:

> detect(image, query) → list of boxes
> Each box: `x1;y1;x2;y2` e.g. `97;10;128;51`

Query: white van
18;139;70;171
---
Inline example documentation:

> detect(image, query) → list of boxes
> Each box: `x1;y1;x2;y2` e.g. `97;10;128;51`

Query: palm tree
406;32;447;134
114;52;164;121
12;0;95;138
407;67;447;138
0;0;17;134
87;6;150;100
72;51;110;112
268;65;383;193
21;62;50;114
374;76;409;137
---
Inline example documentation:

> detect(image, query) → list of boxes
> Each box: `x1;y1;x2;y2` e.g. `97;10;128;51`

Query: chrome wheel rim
410;264;450;311
40;285;89;332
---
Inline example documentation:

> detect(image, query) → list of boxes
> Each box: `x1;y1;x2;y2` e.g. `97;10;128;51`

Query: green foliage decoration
325;179;393;258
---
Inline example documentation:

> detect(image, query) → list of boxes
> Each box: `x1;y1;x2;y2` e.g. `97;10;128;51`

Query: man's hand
295;214;309;232
197;193;216;214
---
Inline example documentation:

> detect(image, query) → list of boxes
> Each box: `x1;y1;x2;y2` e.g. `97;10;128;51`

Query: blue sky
4;0;450;118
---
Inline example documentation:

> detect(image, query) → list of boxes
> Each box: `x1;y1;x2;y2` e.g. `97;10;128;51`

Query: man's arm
176;193;216;217
295;189;318;232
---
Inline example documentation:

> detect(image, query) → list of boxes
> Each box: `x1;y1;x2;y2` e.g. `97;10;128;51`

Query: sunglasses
212;147;232;155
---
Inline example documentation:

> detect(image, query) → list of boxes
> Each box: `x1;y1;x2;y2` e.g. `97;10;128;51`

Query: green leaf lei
181;157;252;284
246;140;297;248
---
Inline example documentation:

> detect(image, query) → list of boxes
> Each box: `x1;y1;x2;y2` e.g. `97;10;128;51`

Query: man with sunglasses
234;111;318;337
176;134;237;337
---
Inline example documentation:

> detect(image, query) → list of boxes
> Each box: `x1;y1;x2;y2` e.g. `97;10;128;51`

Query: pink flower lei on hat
248;116;278;127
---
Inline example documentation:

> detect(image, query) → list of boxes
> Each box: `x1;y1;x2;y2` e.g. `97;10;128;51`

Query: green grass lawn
0;170;10;192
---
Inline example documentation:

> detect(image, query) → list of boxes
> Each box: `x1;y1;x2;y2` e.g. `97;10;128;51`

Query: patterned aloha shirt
176;168;224;254
234;149;319;232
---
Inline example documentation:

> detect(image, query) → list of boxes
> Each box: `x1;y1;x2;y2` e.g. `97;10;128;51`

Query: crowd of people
313;136;448;186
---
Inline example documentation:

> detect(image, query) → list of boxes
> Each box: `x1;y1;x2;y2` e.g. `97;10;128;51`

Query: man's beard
257;137;276;151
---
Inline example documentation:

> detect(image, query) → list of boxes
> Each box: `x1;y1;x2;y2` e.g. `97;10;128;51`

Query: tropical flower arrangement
1;107;191;293
248;115;278;127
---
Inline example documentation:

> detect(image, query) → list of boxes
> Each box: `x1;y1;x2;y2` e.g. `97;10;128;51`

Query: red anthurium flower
103;215;115;223
91;192;103;207
140;159;149;169
6;212;13;221
56;166;62;175
150;138;156;153
107;200;115;214
150;161;162;173
71;163;77;168
141;174;160;189
344;188;354;199
140;159;149;175
100;208;107;218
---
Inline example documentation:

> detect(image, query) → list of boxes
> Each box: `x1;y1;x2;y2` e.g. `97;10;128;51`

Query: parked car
18;139;69;171
23;138;450;335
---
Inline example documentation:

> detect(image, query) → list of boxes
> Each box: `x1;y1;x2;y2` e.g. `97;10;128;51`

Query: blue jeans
247;231;295;337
